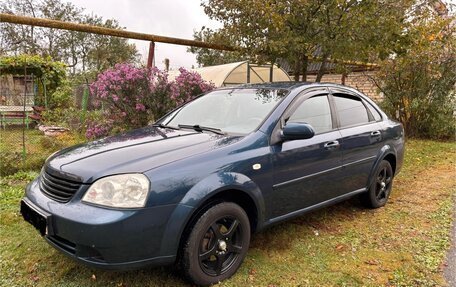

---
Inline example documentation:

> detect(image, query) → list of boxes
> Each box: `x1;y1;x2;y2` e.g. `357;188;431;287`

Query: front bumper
22;178;192;269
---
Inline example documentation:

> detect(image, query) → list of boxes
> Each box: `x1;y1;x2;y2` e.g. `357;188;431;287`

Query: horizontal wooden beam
0;13;236;51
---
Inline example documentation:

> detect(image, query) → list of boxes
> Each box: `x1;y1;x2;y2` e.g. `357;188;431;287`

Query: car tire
180;202;250;286
360;160;394;209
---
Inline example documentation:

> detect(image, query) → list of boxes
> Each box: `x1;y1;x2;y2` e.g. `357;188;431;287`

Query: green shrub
48;80;74;109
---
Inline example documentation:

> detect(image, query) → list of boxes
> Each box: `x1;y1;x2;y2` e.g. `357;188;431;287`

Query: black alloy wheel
375;164;392;202
360;160;394;208
180;202;250;286
198;216;243;276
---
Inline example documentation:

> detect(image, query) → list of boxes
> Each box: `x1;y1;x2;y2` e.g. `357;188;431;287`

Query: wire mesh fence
0;74;89;177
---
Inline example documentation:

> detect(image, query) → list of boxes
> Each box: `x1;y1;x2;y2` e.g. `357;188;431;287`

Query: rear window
333;94;369;127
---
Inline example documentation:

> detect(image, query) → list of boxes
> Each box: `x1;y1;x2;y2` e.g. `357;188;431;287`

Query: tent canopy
168;61;291;87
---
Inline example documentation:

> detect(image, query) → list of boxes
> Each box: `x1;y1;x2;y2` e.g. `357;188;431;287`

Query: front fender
158;172;266;258
183;172;264;207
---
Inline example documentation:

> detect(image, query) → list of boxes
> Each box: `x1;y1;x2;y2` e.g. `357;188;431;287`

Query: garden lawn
0;139;455;287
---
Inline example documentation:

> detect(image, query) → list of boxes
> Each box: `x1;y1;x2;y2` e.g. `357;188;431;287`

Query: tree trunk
301;55;308;82
315;54;329;82
341;73;347;85
26;0;37;54
293;60;301;81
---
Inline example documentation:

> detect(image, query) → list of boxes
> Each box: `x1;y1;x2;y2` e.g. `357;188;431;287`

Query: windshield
162;88;288;135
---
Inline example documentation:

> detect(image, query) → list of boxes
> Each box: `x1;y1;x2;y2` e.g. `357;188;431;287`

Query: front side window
333;94;369;127
163;89;288;135
288;95;333;134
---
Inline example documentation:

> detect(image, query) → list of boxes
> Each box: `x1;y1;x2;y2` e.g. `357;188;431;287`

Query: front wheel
360;160;394;208
180;202;250;286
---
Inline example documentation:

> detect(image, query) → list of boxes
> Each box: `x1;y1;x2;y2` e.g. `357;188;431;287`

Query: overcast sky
68;0;221;70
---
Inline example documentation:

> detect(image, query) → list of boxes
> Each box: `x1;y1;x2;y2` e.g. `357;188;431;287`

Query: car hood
46;126;241;183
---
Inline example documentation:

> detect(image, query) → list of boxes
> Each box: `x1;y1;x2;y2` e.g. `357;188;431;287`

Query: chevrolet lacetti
21;82;404;286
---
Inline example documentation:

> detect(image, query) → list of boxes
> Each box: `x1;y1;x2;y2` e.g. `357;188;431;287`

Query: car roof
219;81;350;91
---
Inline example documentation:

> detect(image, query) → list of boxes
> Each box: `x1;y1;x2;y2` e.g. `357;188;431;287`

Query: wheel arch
159;172;265;262
175;187;260;264
367;145;397;188
383;153;397;175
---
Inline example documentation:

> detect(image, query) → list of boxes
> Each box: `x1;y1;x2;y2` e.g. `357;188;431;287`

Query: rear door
330;88;384;193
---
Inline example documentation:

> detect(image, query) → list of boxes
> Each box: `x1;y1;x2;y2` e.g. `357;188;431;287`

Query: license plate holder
20;200;51;236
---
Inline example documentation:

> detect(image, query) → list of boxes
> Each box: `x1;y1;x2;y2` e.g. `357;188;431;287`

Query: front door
268;91;343;219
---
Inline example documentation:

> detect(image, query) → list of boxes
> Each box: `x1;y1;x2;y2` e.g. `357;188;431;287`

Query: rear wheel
360;160;394;208
180;202;250;286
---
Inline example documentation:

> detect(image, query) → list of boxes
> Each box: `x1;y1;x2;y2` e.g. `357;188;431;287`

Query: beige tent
168;61;291;87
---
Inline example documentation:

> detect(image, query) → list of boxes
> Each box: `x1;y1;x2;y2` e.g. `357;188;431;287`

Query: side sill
265;188;367;226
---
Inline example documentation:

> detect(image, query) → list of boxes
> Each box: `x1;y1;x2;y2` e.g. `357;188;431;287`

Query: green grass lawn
0;139;455;287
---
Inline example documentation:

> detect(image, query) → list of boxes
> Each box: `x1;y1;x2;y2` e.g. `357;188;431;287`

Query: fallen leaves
365;259;380;266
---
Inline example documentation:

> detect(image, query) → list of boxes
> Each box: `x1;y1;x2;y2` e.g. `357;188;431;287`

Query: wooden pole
0;13;236;51
147;41;155;68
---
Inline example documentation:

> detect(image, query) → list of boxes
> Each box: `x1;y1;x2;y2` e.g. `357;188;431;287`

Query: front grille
39;170;82;203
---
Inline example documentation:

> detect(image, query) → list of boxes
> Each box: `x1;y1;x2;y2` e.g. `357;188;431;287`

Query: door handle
324;140;340;150
370;131;381;137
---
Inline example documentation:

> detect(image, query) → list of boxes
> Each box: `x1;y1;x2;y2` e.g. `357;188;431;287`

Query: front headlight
82;174;150;208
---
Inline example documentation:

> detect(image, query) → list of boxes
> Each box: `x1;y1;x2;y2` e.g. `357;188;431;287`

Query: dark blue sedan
21;82;404;286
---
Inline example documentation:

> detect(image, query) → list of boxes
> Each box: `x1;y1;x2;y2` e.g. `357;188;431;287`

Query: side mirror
281;122;315;141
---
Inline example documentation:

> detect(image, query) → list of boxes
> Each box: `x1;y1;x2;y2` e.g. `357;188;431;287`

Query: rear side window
288;95;332;134
333;94;369;127
366;102;382;121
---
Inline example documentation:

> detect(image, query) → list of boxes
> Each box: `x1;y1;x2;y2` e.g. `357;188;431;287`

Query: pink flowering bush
147;67;174;119
171;67;215;106
87;64;215;139
89;63;151;136
85;121;113;139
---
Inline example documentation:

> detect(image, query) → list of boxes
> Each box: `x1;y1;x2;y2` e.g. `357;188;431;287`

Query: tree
0;0;139;76
87;19;139;73
371;5;456;139
188;27;246;67
38;0;82;62
0;0;40;54
195;0;413;81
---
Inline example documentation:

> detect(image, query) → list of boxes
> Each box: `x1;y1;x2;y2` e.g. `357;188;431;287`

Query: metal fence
0;75;90;176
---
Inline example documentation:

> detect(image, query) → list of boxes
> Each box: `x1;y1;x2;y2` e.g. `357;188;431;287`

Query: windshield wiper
178;124;225;135
152;123;180;130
